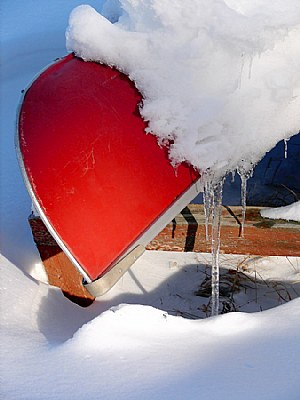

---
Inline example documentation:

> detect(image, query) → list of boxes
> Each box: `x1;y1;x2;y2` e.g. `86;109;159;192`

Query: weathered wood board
29;205;300;306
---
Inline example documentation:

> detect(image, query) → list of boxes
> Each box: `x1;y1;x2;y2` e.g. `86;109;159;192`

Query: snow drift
261;200;300;222
1;252;300;400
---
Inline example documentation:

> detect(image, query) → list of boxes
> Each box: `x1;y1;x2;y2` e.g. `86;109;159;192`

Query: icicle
248;55;254;80
238;53;245;89
203;179;213;241
203;188;209;241
238;167;253;238
210;179;224;317
240;173;247;238
231;170;236;183
284;138;289;159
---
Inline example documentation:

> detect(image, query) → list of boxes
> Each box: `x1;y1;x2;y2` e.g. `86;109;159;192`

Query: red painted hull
17;54;200;283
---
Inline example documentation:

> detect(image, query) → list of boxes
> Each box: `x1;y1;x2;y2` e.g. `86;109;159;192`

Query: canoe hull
17;54;200;288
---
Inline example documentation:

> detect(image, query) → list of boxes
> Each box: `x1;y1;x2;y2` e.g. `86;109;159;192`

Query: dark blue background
193;132;300;207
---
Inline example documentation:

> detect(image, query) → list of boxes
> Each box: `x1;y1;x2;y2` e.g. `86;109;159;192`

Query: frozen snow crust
67;0;300;178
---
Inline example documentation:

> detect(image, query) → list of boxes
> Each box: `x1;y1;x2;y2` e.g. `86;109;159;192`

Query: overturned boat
17;54;200;296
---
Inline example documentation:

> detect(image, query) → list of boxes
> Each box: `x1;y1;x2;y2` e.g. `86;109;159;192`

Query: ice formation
209;180;223;316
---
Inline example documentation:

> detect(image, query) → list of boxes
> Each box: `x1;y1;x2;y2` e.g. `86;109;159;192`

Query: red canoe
17;54;200;295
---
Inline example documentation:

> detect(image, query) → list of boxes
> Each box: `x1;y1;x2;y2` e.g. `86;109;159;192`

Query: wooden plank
28;205;300;305
147;205;300;256
28;215;95;307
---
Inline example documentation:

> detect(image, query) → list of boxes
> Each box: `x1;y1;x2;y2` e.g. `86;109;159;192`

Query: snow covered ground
1;251;300;400
261;201;300;222
1;1;300;399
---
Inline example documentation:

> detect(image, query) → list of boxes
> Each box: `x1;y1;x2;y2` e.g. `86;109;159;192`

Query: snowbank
67;0;300;178
261;200;300;222
1;252;300;400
